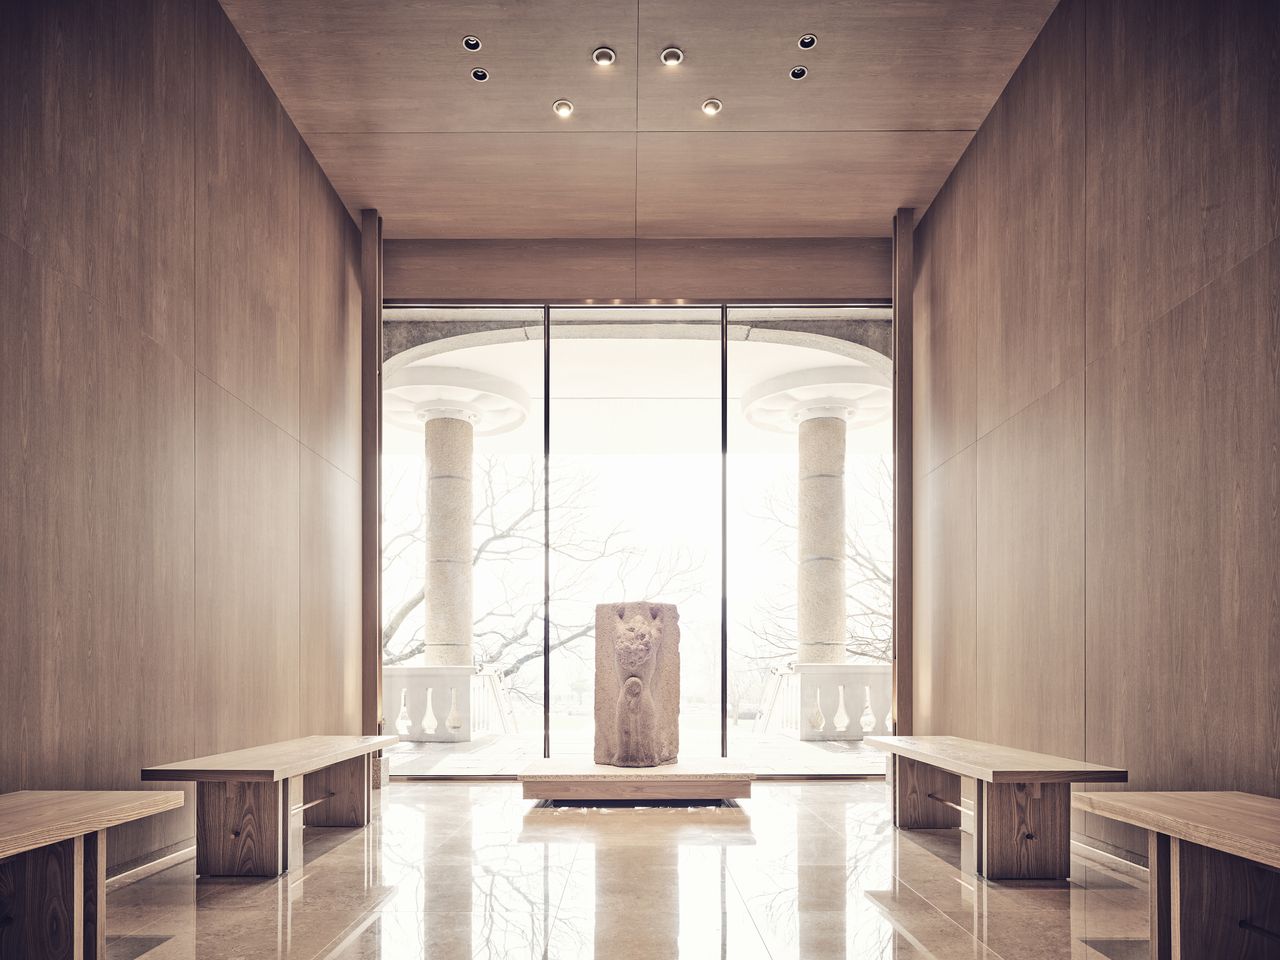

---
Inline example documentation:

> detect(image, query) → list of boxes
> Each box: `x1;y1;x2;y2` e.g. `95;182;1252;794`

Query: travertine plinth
594;602;680;767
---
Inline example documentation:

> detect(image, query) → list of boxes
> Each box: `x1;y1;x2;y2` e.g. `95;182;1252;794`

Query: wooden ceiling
218;0;1060;240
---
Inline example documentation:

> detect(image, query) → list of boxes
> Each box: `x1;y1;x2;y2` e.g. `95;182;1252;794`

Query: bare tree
742;455;893;666
381;456;701;702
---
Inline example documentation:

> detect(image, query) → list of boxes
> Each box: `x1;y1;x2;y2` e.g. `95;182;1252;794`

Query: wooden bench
0;790;183;960
142;734;396;878
1074;791;1280;959
866;735;1127;881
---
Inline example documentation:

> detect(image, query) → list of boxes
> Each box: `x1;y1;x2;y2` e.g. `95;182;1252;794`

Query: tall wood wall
0;0;364;870
912;0;1279;856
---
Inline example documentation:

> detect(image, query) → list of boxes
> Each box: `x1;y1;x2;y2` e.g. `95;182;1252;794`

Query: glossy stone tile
105;781;1152;960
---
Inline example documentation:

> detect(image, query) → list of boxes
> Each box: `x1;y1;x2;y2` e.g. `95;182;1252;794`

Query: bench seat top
141;735;398;784
0;790;184;860
864;735;1127;784
1073;790;1280;871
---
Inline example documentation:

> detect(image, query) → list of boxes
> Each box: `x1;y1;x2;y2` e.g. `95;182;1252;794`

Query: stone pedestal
594;602;680;766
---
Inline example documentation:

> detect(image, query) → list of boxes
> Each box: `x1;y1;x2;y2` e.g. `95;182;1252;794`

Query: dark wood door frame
892;208;915;735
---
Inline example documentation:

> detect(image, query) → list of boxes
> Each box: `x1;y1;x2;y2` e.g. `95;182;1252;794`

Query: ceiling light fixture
660;46;684;66
790;65;808;80
471;67;488;82
553;98;574;118
798;34;817;49
701;98;722;116
592;46;616;66
463;35;482;51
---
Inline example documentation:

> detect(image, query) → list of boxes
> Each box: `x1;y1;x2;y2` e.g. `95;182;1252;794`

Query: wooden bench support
893;756;960;829
196;779;305;878
304;755;370;828
0;836;82;960
1147;835;1280;960
980;781;1070;881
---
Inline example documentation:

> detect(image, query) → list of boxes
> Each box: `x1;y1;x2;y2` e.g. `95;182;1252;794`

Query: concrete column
797;415;847;665
424;415;473;667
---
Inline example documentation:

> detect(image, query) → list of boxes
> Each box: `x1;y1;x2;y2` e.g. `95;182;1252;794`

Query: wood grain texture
195;780;281;877
893;756;959;830
912;447;977;738
0;793;183;862
1084;0;1280;361
1072;792;1280;872
0;0;363;873
300;450;363;736
299;147;363;480
976;374;1085;759
302;756;370;828
636;132;971;239
194;376;302;755
973;0;1085;435
1084;239;1280;854
360;210;383;736
195;0;302;435
0;836;81;960
1151;831;1173;960
382;237;892;303
867;737;1125;784
1171;838;1280;960
912;0;1280;861
143;736;397;783
892;211;914;736
981;781;1071;881
81;831;104;960
311;134;638;240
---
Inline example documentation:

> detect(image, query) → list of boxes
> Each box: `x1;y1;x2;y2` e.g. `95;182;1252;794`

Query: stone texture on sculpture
594;602;680;766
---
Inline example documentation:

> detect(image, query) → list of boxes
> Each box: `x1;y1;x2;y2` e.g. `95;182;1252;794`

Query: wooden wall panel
383;237;891;303
974;0;1085;436
912;447;978;739
0;0;362;871
913;0;1280;859
1083;239;1280;852
1084;0;1280;360
300;148;363;480
300;450;364;734
194;377;301;754
976;375;1084;759
194;0;302;436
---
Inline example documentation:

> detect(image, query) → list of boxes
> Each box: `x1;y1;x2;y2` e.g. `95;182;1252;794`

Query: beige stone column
423;415;474;667
797;414;848;665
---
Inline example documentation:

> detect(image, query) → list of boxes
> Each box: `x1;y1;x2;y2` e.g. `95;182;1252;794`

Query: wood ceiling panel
308;133;638;239
636;132;971;238
218;0;639;133
636;0;1059;132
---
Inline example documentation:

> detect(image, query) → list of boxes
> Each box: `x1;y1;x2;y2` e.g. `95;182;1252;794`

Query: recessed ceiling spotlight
790;65;808;80
798;34;817;49
552;98;574;118
701;98;722;116
592;46;616;66
660;46;684;66
471;67;488;82
463;35;482;51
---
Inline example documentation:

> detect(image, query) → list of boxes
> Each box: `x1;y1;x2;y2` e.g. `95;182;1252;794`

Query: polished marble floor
106;782;1151;959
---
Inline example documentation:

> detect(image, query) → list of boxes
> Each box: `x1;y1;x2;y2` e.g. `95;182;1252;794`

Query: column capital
383;366;528;437
741;366;890;434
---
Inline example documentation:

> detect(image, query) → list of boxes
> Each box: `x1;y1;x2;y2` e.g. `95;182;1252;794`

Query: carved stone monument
594;602;680;767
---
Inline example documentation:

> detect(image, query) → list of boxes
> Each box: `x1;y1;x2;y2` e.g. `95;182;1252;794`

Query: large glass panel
726;307;893;774
547;306;723;760
380;306;547;775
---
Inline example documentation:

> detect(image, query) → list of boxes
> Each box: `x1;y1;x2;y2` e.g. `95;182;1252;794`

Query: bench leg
82;830;105;960
0;835;84;960
1160;837;1280;959
303;755;370;828
893;756;961;829
196;780;286;877
979;781;1071;881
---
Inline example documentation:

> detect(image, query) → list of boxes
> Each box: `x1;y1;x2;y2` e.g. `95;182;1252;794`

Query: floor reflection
104;781;1151;960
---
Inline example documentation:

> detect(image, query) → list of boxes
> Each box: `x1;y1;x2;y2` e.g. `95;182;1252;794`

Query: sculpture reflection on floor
594;602;680;767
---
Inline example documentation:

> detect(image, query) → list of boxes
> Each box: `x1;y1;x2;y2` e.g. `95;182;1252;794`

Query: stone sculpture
594;602;680;767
